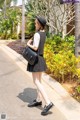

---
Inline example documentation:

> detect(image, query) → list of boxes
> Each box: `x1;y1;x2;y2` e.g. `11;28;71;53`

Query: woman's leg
37;72;42;102
32;72;50;105
32;72;42;102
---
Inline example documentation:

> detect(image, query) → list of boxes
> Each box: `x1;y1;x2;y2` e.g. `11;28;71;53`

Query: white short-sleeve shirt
33;33;40;48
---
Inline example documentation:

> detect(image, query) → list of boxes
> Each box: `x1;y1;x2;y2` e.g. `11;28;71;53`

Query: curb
0;44;80;120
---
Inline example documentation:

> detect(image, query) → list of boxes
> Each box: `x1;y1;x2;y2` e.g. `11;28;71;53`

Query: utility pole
22;0;25;43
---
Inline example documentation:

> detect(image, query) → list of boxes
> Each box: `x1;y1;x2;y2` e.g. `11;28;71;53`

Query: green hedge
44;35;80;83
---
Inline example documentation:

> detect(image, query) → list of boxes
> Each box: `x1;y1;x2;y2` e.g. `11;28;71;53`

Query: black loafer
28;99;42;107
41;102;54;115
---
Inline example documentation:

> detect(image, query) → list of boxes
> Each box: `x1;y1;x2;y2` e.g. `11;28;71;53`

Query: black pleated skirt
27;55;47;72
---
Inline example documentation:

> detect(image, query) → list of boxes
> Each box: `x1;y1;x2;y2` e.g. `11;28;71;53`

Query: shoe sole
41;104;54;116
28;104;42;107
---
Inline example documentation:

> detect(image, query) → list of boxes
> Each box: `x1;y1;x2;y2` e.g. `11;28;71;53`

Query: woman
27;16;53;115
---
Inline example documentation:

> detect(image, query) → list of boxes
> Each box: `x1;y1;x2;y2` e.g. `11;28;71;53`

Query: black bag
22;47;38;65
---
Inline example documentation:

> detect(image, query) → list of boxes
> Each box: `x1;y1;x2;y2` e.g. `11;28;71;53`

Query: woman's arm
27;33;40;51
27;42;38;51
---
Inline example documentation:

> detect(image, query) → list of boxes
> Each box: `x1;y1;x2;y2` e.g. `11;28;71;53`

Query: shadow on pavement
17;88;54;113
17;88;37;103
17;88;44;110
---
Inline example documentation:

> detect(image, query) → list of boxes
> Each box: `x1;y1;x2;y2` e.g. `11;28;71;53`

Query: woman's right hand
27;40;33;46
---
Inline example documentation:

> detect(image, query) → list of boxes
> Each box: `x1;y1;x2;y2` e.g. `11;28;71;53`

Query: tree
0;0;21;39
0;0;18;18
0;7;20;39
26;0;75;37
22;0;25;43
75;3;80;57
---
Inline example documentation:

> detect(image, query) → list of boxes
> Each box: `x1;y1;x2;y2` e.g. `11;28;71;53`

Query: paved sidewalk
0;42;80;120
0;46;67;120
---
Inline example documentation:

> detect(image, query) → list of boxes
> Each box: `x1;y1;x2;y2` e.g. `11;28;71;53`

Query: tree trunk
21;0;25;43
4;0;6;18
75;3;80;57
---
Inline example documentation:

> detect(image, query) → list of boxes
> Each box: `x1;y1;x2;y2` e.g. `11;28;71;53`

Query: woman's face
35;19;41;31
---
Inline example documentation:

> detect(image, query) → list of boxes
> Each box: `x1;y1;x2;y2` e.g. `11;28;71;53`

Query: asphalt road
0;48;67;120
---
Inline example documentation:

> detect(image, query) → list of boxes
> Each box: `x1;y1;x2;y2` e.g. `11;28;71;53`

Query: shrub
11;33;18;39
44;35;80;83
46;35;75;54
25;12;35;37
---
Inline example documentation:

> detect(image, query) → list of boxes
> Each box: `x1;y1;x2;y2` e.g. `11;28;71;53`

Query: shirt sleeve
33;33;40;48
